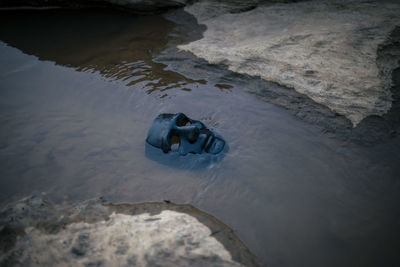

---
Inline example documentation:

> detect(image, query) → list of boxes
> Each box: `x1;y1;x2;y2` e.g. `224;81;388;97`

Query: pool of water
1;8;400;267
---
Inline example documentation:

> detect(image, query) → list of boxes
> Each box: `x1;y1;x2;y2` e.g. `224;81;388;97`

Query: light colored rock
179;0;400;125
17;211;241;266
0;197;258;266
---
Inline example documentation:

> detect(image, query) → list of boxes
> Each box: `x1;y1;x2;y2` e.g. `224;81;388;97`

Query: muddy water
1;8;400;267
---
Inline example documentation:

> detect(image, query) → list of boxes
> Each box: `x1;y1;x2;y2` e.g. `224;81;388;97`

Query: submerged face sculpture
146;113;225;155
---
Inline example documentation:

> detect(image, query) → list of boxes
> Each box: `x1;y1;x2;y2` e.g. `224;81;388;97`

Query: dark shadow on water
0;8;205;96
145;143;229;170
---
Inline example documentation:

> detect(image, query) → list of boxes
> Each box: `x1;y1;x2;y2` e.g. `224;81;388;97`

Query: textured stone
179;0;400;125
15;212;240;266
0;197;259;266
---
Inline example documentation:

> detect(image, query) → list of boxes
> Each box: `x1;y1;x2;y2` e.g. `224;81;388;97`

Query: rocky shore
0;197;259;266
179;0;400;126
2;0;399;132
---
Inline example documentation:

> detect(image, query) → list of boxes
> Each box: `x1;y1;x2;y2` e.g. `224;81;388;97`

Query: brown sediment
215;83;233;91
0;8;204;96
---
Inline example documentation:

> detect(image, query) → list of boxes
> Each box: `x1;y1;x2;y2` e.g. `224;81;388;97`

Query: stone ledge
0;196;259;266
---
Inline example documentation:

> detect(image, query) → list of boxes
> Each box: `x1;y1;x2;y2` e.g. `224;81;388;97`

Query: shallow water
1;9;400;267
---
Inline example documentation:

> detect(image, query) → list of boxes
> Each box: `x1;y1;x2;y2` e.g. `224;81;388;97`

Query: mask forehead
146;113;176;149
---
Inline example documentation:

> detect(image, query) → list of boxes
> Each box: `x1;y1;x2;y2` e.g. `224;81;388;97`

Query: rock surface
0;197;259;266
179;0;400;126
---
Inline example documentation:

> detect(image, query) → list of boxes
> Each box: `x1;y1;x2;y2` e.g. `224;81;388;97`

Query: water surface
1;8;400;267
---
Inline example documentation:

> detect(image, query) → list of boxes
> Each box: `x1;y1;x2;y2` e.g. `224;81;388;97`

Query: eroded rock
0;197;259;266
179;0;400;126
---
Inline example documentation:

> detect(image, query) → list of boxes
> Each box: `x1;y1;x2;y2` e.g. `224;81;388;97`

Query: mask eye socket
170;135;180;151
176;117;191;127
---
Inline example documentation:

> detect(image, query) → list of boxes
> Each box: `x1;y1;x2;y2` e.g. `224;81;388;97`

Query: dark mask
146;113;226;155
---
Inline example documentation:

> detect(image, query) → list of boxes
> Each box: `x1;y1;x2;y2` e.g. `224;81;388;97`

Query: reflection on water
0;8;205;97
1;8;400;267
145;143;228;170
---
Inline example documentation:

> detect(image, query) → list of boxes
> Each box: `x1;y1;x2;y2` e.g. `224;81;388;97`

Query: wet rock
179;0;400;126
0;196;259;266
160;8;400;144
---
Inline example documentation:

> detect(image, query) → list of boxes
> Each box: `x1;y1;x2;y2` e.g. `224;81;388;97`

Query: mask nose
176;126;200;143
